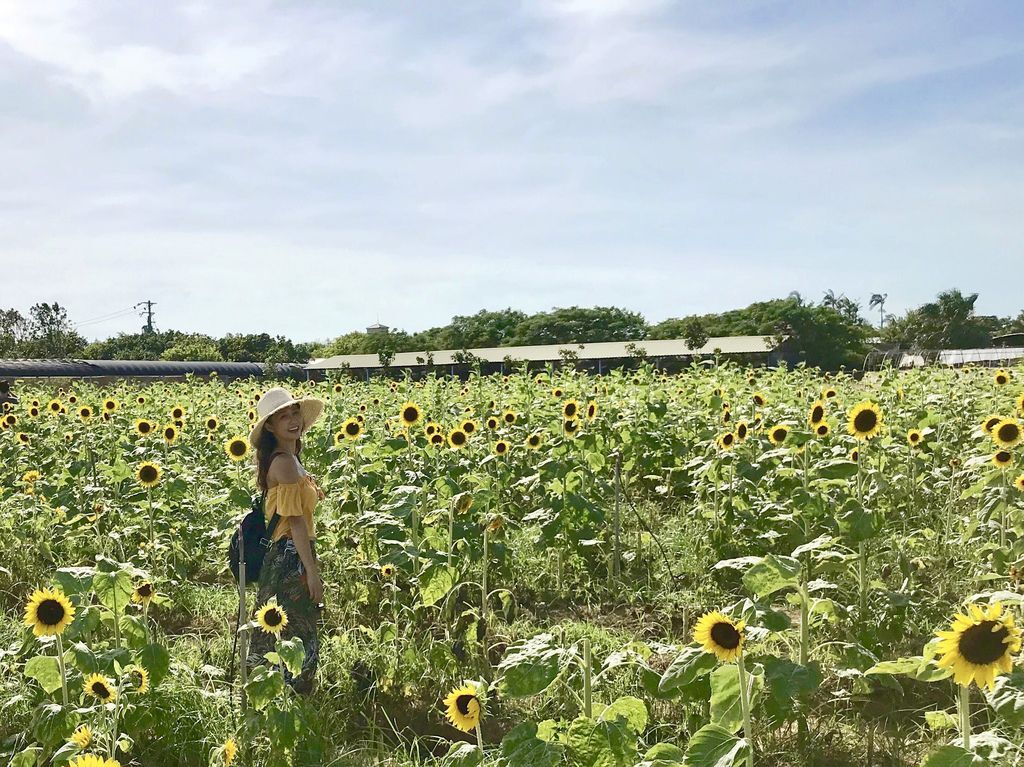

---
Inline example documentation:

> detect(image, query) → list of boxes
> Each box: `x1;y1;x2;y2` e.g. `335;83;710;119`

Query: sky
1;1;1022;343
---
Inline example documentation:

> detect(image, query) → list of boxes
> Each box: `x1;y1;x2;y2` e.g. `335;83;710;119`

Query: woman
247;386;326;694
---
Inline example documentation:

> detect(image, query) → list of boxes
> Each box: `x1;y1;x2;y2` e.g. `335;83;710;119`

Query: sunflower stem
582;636;593;718
55;633;68;706
736;652;754;767
476;722;485;763
958;684;971;750
147;486;155;575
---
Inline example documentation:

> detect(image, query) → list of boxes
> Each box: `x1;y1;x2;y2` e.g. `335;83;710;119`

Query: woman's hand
306;571;324;603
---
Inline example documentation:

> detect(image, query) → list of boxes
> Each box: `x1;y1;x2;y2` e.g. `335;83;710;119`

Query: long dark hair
255;429;303;494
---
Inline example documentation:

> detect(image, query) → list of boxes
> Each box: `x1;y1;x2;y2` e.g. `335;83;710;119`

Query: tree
681;317;709;351
869;293;887;329
0;309;30;357
510;306;647;346
160;334;223;361
883;289;994;349
22;303;86;358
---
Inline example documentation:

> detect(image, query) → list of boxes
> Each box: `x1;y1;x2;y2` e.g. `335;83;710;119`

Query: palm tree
869;293;887;329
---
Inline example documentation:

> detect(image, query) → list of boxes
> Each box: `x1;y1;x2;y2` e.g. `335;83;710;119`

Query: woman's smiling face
267;403;303;440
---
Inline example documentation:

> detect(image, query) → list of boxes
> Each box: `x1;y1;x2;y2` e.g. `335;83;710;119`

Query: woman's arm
289;516;323;603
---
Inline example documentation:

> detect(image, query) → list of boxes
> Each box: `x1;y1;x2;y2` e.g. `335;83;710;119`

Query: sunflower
526;432;543;450
380;564;396;578
430;432;445;446
494;440;510;456
992;450;1014;468
399;402;422;428
443;681;485;733
993;419;1023;449
70;724;93;748
722;410;732;423
132;581;155;606
48;399;63;414
136;462;162;488
256;602;288;636
78;406;93;422
460;419;478;436
768;425;789;446
247;409;257;422
16;432;30;445
935;602;1022;690
29;407;39;417
333;383;344;394
68;754;119;767
137;395;146;405
223;738;238;766
847;401;883;441
22;470;40;484
24;587;75;637
503;410;517;425
563;400;580;419
822;387;837;399
135;419;154;436
563;418;580;437
907;429;923;447
808;401;826;426
205;416;219;431
995;369;1011;386
735;421;749;441
225;437;249;461
123;664;150;694
586;400;597;419
339;418;363;442
752;392;766;408
103;398;118;412
716;432;736;451
1014;474;1024;492
816;422;830;437
983;415;1003;435
68;394;78;404
162;424;178;444
83;673;117;703
693;611;746;663
485;416;499;430
551;387;564;399
170;405;186;420
448;428;468;449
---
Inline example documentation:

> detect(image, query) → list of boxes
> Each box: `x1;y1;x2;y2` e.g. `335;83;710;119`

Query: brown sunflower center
723;434;734;446
710;621;741;650
346;423;360;435
164;428;175;439
998;423;1020;443
505;413;515;422
529;436;540;446
139;466;158;483
230;441;246;456
565;420;577;432
565;403;577;417
996;451;1012;464
139;422;151;433
37;598;66;625
136;583;153;598
455;693;476;716
997;375;1008;384
496;442;507;453
986;418;1001;431
403;407;418;422
811;405;824;423
264;608;283;627
173;409;183;418
772;428;787;442
737;424;748;438
463;422;475;434
92;681;109;697
853;409;877;433
431;434;444;444
207;419;217;429
958;620;1010;665
451;431;466;445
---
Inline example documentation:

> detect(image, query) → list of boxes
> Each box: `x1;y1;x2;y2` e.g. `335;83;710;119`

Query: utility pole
135;301;156;333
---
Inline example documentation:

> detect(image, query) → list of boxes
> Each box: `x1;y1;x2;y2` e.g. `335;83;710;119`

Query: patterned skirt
247;538;322;693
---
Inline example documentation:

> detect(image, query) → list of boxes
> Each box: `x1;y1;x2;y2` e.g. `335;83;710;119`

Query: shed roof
306;335;783;370
0;359;304;378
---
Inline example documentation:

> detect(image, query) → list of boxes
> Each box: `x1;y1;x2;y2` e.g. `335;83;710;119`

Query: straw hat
248;387;324;447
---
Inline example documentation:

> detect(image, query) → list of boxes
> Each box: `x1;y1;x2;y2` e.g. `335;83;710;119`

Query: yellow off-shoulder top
265;474;325;543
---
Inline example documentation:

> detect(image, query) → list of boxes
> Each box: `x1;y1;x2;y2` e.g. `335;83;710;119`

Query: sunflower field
3;363;1024;767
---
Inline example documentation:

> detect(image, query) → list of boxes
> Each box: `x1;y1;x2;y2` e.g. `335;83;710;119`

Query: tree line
2;290;1022;370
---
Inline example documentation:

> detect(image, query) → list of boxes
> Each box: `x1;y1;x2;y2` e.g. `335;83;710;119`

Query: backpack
228;491;280;584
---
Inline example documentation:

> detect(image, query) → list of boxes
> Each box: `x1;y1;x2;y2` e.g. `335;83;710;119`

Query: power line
74;307;138;328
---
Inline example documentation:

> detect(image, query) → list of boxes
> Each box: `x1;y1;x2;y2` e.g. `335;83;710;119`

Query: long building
0;359;305;382
306;335;790;380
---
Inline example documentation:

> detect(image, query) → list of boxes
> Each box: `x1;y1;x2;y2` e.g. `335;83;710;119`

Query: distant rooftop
306;335;784;370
